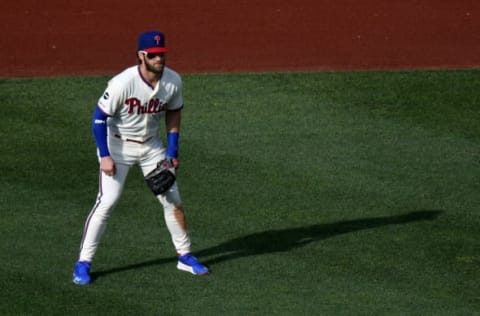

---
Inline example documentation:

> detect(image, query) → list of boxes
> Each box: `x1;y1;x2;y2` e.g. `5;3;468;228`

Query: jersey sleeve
166;73;184;111
97;79;125;116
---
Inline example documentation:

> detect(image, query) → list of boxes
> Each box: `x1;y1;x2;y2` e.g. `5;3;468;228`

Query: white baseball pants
77;136;191;262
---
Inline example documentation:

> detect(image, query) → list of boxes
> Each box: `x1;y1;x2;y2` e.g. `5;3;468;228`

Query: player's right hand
100;156;116;176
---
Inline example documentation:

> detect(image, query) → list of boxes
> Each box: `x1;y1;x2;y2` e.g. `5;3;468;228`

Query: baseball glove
145;159;176;195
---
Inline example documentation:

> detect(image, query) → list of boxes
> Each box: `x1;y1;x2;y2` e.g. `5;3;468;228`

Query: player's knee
95;193;121;213
163;202;182;213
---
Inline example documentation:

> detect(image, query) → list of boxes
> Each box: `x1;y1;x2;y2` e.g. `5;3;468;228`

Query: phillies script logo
125;97;166;114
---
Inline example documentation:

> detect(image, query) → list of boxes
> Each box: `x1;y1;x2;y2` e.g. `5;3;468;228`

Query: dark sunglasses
142;52;164;59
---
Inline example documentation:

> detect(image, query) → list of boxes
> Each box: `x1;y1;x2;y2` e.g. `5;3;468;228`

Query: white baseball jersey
97;65;183;142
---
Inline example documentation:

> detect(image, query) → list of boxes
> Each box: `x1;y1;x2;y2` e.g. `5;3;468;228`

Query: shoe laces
179;253;200;265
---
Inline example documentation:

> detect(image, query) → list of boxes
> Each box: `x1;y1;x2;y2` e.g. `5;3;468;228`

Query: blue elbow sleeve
92;106;110;157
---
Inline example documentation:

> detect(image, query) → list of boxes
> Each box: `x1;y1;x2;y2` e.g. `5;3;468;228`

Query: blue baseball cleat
73;261;92;285
177;253;209;275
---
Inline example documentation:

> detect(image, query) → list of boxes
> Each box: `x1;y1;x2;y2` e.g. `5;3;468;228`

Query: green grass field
1;70;479;315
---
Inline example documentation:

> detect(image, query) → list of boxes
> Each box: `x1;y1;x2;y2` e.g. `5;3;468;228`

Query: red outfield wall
1;0;479;77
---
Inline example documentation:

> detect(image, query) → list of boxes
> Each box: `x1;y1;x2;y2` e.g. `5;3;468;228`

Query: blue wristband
166;132;179;158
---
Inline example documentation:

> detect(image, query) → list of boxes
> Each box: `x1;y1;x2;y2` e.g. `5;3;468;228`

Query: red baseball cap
138;31;170;53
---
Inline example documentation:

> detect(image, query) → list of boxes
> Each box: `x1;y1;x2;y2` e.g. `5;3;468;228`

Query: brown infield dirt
1;0;479;78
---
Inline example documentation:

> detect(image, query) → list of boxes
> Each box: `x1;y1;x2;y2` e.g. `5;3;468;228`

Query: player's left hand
168;157;179;169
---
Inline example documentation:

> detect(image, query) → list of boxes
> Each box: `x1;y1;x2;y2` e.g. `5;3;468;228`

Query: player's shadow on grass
92;210;442;279
197;210;442;266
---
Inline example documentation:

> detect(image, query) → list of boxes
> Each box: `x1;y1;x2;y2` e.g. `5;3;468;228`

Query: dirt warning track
1;0;479;77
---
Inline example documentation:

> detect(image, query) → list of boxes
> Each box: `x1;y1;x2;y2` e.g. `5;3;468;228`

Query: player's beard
145;59;165;75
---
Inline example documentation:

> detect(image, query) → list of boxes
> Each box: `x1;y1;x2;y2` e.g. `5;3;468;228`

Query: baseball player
72;30;209;285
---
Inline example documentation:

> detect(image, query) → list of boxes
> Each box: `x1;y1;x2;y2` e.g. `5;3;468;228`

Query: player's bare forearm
165;109;181;133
